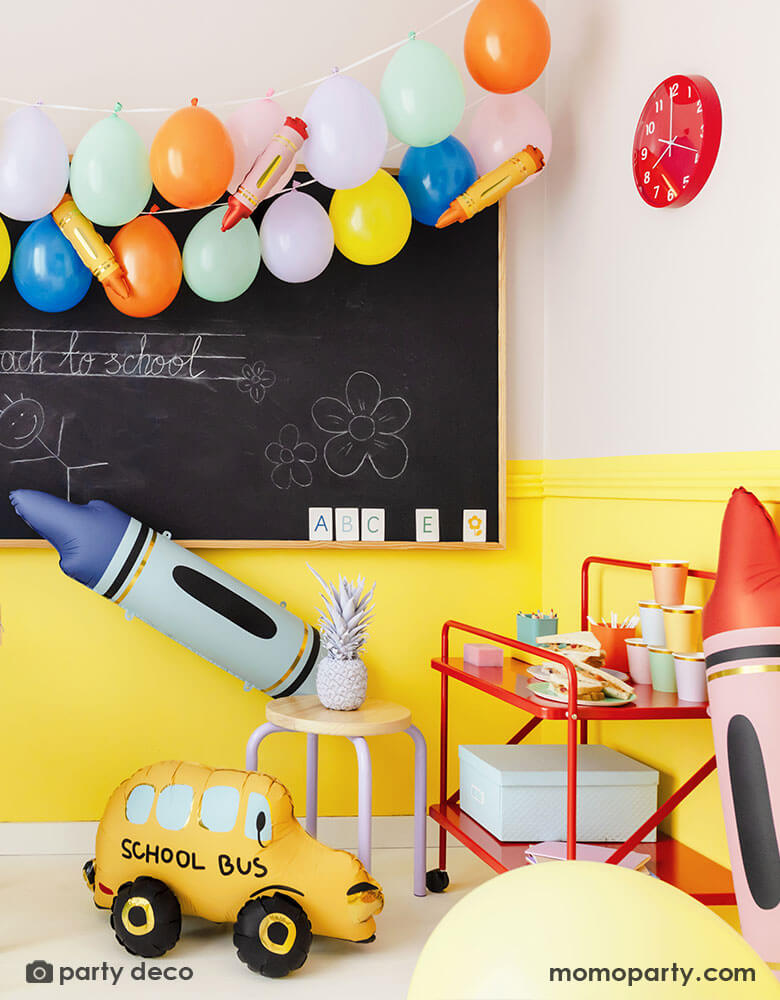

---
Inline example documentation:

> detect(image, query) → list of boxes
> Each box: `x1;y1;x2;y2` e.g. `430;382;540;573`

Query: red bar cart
426;556;736;905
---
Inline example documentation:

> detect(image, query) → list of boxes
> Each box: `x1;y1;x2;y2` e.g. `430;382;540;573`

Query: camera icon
26;960;54;984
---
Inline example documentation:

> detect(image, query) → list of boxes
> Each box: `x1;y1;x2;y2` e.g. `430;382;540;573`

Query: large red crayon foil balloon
464;0;551;94
150;100;234;209
106;215;182;318
703;487;780;980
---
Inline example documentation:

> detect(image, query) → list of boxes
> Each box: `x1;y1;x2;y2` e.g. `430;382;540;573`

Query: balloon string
138;95;486;215
0;0;478;115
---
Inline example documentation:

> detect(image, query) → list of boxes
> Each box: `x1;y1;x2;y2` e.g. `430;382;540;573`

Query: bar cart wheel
426;869;450;893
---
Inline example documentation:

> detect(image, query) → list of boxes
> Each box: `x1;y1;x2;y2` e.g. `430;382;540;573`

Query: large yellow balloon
329;170;412;266
0;217;10;282
408;862;780;999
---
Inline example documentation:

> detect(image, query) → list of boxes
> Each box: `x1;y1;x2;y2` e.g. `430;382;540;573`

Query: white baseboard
0;816;442;856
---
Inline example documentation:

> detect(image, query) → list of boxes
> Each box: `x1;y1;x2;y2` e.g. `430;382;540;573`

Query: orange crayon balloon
150;99;234;209
464;0;551;93
105;215;182;318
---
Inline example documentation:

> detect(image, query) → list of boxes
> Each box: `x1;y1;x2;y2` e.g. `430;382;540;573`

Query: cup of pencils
517;610;558;646
588;613;639;672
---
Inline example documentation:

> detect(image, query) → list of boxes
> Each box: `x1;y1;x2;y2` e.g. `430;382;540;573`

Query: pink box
463;643;504;667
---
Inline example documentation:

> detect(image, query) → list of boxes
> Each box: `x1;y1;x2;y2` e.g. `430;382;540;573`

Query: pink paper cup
651;560;689;606
674;652;708;703
625;638;652;685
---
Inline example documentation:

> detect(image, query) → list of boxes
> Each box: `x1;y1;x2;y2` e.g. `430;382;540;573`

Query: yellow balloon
408;863;779;999
0;217;10;283
329;169;412;266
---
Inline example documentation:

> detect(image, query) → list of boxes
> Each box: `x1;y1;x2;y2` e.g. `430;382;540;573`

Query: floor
0;847;492;998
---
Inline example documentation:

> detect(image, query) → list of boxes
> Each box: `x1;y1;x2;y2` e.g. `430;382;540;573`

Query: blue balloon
12;215;92;312
398;136;478;227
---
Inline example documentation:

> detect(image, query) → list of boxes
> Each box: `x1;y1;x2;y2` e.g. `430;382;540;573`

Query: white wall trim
0;816;440;856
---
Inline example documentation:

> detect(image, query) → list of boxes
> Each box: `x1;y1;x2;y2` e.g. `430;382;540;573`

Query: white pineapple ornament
309;567;375;711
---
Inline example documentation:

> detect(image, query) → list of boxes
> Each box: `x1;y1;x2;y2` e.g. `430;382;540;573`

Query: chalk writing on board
237;361;276;404
0;329;246;383
312;371;411;480
265;424;317;490
0;394;107;501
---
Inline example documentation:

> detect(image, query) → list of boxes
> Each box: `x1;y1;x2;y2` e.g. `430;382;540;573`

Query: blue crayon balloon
398;136;478;227
10;490;320;697
12;214;92;312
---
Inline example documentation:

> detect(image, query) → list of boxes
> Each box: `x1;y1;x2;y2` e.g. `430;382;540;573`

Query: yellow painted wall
0;486;543;822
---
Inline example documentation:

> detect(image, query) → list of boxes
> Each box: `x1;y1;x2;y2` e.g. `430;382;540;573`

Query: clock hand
652;145;671;169
668;89;674;150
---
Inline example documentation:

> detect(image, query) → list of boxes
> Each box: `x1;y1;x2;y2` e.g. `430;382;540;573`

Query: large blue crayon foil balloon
12;216;92;312
399;137;478;227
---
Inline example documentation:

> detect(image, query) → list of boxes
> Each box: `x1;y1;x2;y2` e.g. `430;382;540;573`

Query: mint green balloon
70;112;152;226
380;39;465;148
183;208;261;302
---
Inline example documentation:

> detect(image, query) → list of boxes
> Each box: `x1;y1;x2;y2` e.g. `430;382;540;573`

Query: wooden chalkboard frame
1;199;506;551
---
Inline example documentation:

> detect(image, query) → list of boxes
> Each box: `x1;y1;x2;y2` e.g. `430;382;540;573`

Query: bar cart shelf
427;556;736;906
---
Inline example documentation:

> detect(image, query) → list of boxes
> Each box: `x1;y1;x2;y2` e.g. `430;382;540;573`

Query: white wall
543;0;780;459
1;0;546;459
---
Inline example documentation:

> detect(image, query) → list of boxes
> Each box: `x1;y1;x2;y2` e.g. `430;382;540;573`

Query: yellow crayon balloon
0;217;10;283
52;195;129;298
408;863;779;999
329;170;412;266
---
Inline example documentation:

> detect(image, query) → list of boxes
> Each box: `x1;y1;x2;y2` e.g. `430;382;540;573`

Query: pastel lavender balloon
468;93;552;184
303;75;387;190
225;97;286;193
0;107;69;220
260;188;334;283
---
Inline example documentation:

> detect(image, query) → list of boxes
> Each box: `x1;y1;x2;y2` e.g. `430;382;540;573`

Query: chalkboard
0;175;504;548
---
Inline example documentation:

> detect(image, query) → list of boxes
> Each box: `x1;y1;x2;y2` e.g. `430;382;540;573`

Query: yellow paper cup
650;560;688;606
648;646;677;693
662;604;703;654
625;638;651;685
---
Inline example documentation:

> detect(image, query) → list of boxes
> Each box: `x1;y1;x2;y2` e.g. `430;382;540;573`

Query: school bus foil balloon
84;761;384;978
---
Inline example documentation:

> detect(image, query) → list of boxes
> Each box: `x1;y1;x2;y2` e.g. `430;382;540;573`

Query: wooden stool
246;696;427;896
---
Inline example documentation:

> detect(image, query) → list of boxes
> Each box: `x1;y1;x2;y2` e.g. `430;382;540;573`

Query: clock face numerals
632;74;722;208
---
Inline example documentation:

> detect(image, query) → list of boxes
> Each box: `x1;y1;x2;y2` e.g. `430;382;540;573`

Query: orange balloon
464;0;551;94
150;99;234;209
105;215;182;317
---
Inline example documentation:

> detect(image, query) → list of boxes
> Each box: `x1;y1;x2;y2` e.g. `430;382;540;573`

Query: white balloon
260;188;334;283
0;107;69;221
303;75;387;190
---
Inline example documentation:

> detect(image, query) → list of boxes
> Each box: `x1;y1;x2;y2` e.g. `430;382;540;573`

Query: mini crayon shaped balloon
436;146;544;227
52;195;130;299
222;117;308;232
10;490;321;697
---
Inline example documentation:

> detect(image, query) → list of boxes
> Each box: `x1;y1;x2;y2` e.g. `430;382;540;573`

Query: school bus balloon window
201;785;240;833
156;785;194;831
125;784;155;824
244;791;273;845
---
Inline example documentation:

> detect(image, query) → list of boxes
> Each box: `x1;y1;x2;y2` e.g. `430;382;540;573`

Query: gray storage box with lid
459;744;659;843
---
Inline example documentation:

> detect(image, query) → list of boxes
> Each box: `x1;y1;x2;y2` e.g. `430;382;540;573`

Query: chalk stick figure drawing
237;360;276;404
0;394;108;501
265;424;317;490
312;371;411;480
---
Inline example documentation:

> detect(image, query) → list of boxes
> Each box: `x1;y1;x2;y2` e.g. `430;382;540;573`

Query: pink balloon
224;98;286;193
467;93;552;184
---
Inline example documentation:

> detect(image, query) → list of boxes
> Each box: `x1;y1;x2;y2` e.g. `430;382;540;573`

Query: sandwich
566;654;634;701
536;631;607;668
542;662;606;701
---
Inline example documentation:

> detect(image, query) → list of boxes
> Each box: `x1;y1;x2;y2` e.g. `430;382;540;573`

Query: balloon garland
0;0;552;316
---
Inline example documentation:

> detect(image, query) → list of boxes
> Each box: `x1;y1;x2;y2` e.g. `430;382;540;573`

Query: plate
527;665;630;684
528;681;636;707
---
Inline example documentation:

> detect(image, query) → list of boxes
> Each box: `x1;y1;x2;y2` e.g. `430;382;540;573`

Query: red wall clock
632;75;722;207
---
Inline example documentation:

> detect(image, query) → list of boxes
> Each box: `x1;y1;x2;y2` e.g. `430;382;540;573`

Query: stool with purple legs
246;695;428;896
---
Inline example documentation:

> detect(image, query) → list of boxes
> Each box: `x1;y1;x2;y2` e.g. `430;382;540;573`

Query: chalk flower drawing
265;424;318;490
312;371;411;480
238;361;276;404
